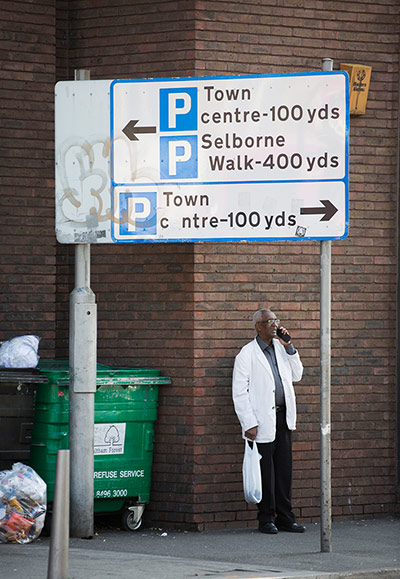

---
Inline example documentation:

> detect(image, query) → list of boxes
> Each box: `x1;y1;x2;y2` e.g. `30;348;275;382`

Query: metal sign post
69;70;97;539
320;57;333;553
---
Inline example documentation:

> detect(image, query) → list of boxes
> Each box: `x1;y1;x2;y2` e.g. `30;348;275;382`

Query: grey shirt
256;336;296;406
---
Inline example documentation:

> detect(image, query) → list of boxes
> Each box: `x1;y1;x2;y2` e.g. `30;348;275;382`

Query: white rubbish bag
0;335;40;368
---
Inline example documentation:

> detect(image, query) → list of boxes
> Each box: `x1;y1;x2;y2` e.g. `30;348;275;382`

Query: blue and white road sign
55;72;349;244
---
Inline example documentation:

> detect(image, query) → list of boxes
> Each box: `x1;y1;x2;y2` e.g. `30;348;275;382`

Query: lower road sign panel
111;181;347;242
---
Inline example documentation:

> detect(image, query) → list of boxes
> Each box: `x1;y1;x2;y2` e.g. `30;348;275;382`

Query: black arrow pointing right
122;120;157;141
300;200;338;222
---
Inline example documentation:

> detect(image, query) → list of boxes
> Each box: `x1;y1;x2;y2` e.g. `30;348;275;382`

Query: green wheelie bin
29;361;170;530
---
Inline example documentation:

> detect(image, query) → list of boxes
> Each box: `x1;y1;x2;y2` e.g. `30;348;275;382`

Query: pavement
1;516;399;579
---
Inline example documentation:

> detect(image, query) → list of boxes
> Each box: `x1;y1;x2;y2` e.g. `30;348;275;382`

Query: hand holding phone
277;327;291;343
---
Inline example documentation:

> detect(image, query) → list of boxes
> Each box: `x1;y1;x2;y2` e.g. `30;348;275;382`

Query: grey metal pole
69;69;97;539
320;57;333;553
47;450;70;579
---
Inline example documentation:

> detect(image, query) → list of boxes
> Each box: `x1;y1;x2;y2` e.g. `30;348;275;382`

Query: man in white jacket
232;308;306;534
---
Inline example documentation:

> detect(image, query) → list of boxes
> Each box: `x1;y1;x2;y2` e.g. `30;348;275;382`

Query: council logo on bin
94;423;126;455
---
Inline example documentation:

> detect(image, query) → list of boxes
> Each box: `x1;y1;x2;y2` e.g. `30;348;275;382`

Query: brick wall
0;1;57;358
67;0;197;79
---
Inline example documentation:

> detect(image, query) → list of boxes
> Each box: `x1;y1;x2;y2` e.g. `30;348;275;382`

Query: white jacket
232;338;303;443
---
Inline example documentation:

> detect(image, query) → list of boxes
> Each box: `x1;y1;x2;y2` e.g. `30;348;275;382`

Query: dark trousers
256;410;295;526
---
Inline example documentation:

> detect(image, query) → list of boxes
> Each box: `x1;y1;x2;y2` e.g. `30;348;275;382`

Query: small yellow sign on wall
340;63;372;115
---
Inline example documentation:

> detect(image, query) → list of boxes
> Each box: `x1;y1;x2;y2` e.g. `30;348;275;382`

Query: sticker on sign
55;71;348;243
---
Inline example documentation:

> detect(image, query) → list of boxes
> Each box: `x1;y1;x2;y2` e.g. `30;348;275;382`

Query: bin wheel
121;509;143;531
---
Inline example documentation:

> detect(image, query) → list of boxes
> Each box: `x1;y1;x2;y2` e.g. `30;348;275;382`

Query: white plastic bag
0;335;40;368
242;440;262;503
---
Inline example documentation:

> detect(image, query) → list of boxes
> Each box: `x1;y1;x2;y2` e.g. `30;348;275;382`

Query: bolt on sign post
55;64;349;548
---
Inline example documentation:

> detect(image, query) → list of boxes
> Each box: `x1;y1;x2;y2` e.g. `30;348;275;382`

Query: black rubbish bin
0;369;48;471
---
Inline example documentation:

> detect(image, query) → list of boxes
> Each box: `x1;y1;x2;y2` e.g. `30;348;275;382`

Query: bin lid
37;360;113;385
94;374;171;386
56;372;171;387
37;360;171;386
91;368;171;385
0;368;48;384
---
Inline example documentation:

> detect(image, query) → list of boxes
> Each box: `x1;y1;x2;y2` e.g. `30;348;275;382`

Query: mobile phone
277;327;291;343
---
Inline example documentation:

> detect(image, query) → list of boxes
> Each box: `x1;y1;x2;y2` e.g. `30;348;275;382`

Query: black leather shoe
276;522;306;533
258;522;278;534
